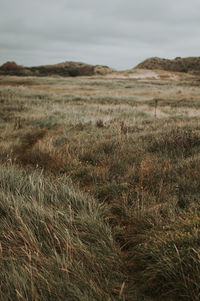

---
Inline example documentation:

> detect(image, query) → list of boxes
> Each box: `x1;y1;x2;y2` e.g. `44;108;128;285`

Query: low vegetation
136;56;200;74
0;74;200;300
0;61;113;77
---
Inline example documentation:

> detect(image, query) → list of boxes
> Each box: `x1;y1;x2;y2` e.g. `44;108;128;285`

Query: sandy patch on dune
106;70;159;80
106;69;184;81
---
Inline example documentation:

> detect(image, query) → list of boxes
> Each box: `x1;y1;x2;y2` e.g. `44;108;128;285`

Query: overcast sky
0;0;200;69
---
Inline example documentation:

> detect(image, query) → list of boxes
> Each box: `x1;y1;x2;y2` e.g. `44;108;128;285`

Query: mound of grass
135;56;200;73
0;165;126;301
129;204;200;300
0;61;113;77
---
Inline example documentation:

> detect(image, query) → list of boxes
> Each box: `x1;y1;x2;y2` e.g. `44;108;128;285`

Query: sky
0;0;200;70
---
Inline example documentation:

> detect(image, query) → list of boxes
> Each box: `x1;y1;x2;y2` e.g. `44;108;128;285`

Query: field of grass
0;74;200;300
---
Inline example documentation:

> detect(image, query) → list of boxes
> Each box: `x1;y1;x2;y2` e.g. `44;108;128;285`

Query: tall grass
0;75;200;300
0;165;126;301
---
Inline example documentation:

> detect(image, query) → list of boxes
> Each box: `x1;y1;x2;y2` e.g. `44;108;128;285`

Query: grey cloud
0;0;200;69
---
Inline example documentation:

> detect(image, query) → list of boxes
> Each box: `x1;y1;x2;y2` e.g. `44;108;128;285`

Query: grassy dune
0;75;200;300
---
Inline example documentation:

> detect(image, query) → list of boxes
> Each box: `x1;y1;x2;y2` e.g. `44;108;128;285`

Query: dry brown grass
0;74;200;300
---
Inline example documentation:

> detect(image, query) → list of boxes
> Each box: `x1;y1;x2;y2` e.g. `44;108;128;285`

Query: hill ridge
135;56;200;74
0;61;114;77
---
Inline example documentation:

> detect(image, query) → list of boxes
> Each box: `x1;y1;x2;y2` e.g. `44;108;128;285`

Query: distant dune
135;56;200;74
1;57;200;77
0;61;114;77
